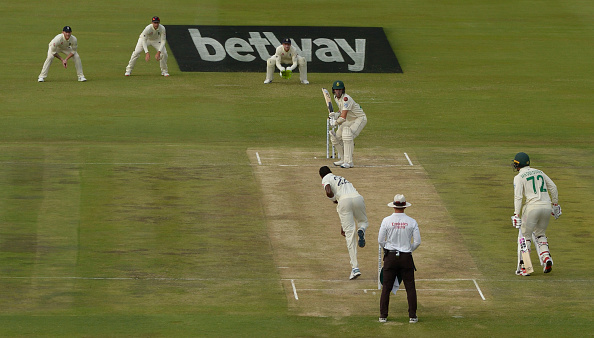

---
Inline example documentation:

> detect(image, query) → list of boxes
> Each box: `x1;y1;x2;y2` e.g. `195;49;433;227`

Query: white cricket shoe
264;79;272;84
515;267;530;276
301;80;309;84
543;257;553;273
125;71;131;76
162;72;170;77
37;78;44;82
341;162;354;169
333;160;344;166
409;317;418;323
78;76;87;82
349;268;361;280
379;318;387;323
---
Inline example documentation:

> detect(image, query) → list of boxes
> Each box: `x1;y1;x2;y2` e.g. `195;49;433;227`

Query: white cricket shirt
274;45;299;65
513;166;558;215
378;212;421;253
49;34;77;54
334;94;366;121
139;24;167;53
321;173;360;201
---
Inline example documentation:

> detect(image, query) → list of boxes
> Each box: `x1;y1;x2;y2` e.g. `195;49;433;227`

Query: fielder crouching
264;38;308;84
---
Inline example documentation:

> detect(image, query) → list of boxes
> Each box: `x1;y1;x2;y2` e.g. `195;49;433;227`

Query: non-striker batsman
511;152;561;276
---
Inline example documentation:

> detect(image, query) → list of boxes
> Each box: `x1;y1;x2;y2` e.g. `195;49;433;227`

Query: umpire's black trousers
380;251;417;319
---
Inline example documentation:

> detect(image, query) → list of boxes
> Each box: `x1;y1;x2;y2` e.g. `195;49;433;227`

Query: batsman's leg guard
265;57;276;82
297;56;307;81
329;128;344;162
342;126;354;165
532;234;552;266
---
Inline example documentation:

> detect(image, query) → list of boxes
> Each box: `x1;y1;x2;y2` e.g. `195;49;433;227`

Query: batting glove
328;112;340;119
552;204;562;219
511;215;522;228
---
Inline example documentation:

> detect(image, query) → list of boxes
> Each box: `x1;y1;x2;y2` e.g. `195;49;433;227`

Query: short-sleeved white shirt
321;173;359;201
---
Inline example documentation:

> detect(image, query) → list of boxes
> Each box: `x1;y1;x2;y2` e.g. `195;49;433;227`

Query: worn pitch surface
249;148;484;317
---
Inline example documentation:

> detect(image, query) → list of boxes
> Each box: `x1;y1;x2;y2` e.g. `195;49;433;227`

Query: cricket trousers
337;194;368;270
380;251;417;319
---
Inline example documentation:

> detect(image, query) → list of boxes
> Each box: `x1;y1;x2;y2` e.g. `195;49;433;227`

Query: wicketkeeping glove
552;204;562;219
511;215;522;228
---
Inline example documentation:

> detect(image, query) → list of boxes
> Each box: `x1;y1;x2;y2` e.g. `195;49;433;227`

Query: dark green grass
0;0;592;336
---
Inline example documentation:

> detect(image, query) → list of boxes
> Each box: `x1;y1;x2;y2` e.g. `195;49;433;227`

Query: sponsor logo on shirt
390;222;408;229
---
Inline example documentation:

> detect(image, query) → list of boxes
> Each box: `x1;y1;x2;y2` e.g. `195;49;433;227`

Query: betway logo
189;29;366;71
166;26;401;73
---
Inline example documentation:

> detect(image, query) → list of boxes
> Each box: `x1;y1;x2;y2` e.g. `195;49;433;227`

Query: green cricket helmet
512;152;530;170
332;80;345;90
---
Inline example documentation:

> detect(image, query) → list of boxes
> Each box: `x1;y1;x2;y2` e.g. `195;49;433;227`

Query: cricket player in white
38;26;86;82
125;16;169;76
328;81;367;168
319;166;368;280
511;152;561;276
264;38;308;84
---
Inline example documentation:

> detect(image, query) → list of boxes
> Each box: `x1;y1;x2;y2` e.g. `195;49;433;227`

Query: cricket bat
518;228;534;274
322;88;336;158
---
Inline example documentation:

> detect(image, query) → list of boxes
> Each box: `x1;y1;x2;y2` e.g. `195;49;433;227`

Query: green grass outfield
1;0;592;336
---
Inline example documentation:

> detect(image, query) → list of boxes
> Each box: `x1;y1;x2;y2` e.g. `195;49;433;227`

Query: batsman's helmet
332;80;345;90
512;152;530;170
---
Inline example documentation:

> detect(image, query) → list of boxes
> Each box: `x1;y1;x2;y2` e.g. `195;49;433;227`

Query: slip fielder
125;16;169;76
264;38;308;84
38;26;86;82
511;152;561;276
328;81;367;168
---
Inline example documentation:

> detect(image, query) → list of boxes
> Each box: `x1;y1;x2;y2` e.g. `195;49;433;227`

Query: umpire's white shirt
378;213;421;253
321;173;359;201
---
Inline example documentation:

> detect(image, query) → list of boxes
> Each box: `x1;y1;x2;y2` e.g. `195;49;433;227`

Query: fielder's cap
152;16;160;23
63;26;72;32
387;194;412;208
282;38;291;44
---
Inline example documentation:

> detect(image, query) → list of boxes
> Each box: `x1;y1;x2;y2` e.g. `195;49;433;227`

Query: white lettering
314;38;344;62
336;39;366;71
225;38;255;62
248;32;272;60
189;29;226;61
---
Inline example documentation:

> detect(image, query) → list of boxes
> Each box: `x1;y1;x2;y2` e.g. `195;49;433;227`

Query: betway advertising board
166;25;402;73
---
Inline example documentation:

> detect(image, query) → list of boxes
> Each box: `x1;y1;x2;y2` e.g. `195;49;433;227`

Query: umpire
378;194;421;324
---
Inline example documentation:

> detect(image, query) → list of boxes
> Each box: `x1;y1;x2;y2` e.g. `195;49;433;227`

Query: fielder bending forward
378;194;420;324
328;81;367;168
125;16;169;76
511;152;561;276
319;166;368;280
38;26;86;82
264;38;308;84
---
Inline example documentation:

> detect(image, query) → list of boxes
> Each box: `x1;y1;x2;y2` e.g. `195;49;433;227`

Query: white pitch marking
473;279;486;301
256;152;262;165
291;279;299;300
404;152;413;166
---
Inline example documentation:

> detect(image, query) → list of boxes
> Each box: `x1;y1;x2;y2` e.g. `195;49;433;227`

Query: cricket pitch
249;148;484;317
